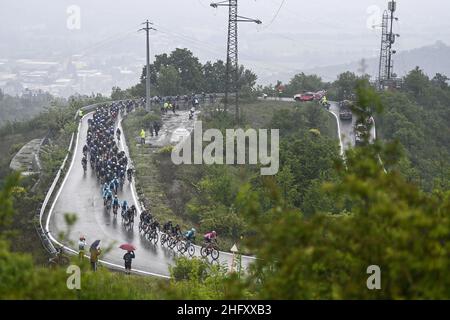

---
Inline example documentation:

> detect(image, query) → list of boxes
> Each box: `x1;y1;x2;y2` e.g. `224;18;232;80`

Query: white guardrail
37;102;111;255
37;101;173;278
37;99;256;278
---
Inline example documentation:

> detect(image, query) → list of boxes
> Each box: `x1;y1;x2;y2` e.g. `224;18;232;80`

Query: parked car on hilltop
294;92;315;102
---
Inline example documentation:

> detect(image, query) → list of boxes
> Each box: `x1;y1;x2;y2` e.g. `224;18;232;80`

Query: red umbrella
119;243;136;251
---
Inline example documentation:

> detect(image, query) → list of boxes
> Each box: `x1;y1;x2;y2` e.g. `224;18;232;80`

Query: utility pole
210;1;261;124
140;20;156;110
378;1;399;89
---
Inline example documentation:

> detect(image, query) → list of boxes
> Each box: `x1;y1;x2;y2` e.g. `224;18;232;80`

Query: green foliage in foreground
377;67;450;191
235;143;450;299
2;136;449;299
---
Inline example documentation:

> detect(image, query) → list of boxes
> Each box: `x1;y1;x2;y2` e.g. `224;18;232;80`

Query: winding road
46;108;255;278
45;97;375;278
269;98;376;155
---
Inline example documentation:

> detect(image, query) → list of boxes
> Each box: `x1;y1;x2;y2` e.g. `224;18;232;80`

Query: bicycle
168;234;182;250
146;228;159;244
119;176;125;190
160;233;169;246
200;242;220;261
177;238;195;257
138;220;147;233
104;198;112;212
112;204;119;217
127;171;133;183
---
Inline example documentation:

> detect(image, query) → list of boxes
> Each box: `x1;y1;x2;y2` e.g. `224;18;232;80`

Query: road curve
264;97;376;155
47;108;255;278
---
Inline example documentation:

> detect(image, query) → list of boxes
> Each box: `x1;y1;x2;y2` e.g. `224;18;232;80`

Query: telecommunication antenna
378;1;400;89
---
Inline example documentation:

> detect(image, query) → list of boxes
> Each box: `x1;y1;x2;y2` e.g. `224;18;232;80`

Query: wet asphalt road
48;108;255;278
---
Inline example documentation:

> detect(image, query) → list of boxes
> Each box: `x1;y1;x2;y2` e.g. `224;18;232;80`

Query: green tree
166;48;204;93
431;73;449;89
285;73;324;96
332;71;359;100
229;83;450;299
157;65;183;96
403;66;430;99
111;86;129;100
203;60;227;93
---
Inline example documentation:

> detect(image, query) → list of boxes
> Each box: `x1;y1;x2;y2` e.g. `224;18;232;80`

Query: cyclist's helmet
191;228;196;232
212;231;217;236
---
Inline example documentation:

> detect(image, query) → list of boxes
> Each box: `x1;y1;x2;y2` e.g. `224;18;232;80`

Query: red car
294;92;315;102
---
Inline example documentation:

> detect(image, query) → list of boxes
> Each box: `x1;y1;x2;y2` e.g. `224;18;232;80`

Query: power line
78;28;139;57
264;0;286;29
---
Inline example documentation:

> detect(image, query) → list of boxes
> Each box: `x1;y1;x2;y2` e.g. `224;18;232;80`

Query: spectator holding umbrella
90;240;101;272
120;243;136;275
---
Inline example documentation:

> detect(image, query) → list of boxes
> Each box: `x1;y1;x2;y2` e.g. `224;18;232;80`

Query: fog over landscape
1;0;449;96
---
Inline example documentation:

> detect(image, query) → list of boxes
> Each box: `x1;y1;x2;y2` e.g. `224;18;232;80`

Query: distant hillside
263;41;450;83
0;90;65;126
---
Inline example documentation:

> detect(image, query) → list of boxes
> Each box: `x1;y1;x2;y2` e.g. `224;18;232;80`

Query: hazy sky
1;0;449;83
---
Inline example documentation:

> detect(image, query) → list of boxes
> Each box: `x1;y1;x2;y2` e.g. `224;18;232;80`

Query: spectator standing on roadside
140;129;146;145
90;245;101;272
123;250;135;275
78;236;86;261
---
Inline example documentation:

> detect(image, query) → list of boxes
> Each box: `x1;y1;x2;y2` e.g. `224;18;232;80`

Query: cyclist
109;178;116;194
172;224;182;237
112;176;120;194
126;208;134;225
320;95;330;109
102;182;109;195
126;167;133;182
103;187;113;207
184;228;196;246
81;156;87;171
116;127;121;141
140;210;150;223
112;195;120;216
163;221;173;234
121;200;128;218
118;167;125;184
204;231;217;248
149;220;159;232
82;144;89;157
129;204;137;218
